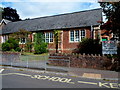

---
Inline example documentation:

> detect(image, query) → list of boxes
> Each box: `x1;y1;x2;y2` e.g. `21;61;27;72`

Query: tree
34;32;48;54
0;7;3;20
99;2;120;40
53;30;61;53
2;37;21;52
78;38;102;54
10;29;32;52
2;7;21;21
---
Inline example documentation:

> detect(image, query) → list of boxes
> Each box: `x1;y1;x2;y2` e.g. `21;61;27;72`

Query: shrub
15;47;21;52
34;43;48;54
78;38;102;54
2;37;21;52
2;42;10;51
34;32;48;54
24;38;33;52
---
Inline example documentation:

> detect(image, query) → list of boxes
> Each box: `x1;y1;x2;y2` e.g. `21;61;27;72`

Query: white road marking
0;69;4;73
1;72;119;88
0;73;32;77
78;81;98;85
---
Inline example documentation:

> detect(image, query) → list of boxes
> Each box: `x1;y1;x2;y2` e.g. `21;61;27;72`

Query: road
0;68;119;89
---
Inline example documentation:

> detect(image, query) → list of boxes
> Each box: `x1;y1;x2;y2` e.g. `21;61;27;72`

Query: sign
102;40;117;54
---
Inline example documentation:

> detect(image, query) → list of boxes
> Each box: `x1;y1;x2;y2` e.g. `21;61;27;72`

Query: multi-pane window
20;38;26;44
50;32;53;42
75;30;80;42
81;30;86;40
45;32;53;43
2;35;8;43
70;30;86;42
45;33;49;43
70;31;74;41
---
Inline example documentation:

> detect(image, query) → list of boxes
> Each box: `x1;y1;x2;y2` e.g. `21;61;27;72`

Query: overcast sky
0;0;102;20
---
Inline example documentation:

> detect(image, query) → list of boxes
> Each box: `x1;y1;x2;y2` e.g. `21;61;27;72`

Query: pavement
69;67;119;80
1;64;119;81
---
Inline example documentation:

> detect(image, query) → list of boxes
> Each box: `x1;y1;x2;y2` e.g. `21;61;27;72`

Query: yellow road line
0;73;15;75
0;73;32;77
13;73;32;77
0;69;4;73
78;81;98;85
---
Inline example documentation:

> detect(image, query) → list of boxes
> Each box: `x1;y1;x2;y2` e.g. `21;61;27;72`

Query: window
45;33;49;43
81;30;85;40
50;32;53;42
45;32;53;43
70;30;86;42
20;38;26;44
70;31;74;41
75;30;80;41
2;35;8;43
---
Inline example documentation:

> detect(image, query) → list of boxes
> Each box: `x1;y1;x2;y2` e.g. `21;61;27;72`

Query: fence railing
0;52;70;72
1;52;118;73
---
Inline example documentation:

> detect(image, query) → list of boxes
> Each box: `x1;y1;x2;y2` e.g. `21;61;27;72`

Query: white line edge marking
78;81;98;85
0;69;4;73
0;73;32;77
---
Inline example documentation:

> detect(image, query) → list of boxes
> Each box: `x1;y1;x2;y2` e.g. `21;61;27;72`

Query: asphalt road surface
0;68;119;89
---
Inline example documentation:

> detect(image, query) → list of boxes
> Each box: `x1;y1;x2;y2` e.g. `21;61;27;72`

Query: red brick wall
62;28;91;53
18;28;94;53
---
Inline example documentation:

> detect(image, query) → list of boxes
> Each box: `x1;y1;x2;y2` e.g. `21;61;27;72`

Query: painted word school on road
1;73;119;89
31;75;120;89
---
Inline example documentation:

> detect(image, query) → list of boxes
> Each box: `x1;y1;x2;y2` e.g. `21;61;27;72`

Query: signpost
102;40;117;55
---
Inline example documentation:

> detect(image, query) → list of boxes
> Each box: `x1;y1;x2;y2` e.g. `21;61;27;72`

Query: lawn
20;52;49;61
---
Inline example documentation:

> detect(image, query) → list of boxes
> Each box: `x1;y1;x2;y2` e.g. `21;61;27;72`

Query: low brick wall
49;53;114;70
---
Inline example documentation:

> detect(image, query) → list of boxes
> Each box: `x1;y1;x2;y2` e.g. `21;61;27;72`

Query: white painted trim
19;38;26;44
1;35;8;43
69;29;86;43
45;32;54;43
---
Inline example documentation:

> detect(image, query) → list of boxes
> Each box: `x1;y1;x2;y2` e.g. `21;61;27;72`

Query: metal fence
0;53;70;73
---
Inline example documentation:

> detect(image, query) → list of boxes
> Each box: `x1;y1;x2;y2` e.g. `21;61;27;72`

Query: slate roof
0;19;11;24
2;8;102;34
0;19;11;34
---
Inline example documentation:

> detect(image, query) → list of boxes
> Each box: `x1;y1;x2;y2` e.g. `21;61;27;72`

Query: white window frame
69;29;86;42
45;32;54;43
19;38;26;44
80;29;86;41
2;35;8;43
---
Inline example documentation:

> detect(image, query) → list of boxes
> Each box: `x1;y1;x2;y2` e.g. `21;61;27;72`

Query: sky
0;0;104;20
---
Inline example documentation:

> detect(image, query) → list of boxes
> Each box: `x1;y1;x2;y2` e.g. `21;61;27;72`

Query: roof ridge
10;8;102;23
32;8;102;19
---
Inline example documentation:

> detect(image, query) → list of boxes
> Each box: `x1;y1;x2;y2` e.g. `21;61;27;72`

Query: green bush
24;38;33;52
15;47;21;52
2;37;21;52
78;38;102;54
2;42;10;51
34;43;48;54
34;32;48;54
